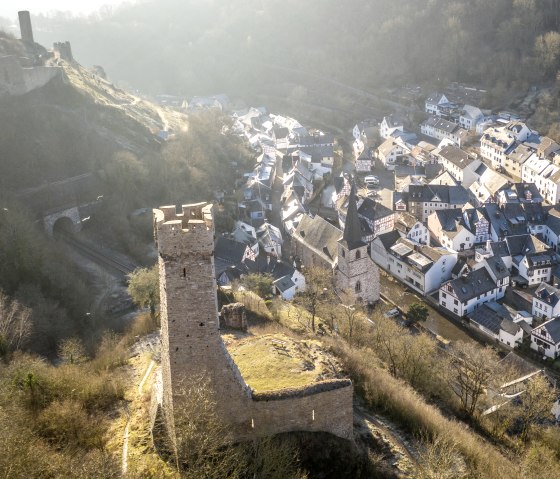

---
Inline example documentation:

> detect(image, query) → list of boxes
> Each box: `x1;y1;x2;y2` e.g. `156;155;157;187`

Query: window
341;249;345;258
441;292;447;298
454;299;458;305
355;281;362;293
355;250;361;260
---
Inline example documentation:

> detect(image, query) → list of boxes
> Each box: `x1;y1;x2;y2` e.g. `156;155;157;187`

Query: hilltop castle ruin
151;202;353;445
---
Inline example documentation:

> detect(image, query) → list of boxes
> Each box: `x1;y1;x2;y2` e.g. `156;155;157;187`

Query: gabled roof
546;209;560;235
468;302;519;336
274;274;295;293
534;282;560;308
375;230;403;251
438;145;476;169
408;184;469;205
533;317;560;344
293;214;341;266
358;197;394;222
484;255;509;281
445;267;497;302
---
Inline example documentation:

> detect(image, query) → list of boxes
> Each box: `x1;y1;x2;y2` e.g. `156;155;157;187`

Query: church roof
341;184;366;250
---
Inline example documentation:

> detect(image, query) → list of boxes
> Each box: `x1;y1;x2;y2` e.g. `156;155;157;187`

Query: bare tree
417;434;466;479
448;342;499;417
516;375;556;442
0;291;31;357
296;267;332;333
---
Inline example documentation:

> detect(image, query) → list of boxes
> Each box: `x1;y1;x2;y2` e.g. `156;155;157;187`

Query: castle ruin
152;203;353;445
18;11;34;45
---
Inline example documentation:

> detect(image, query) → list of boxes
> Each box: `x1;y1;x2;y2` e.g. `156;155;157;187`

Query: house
522;155;560;205
468;165;510;205
543;208;560;252
503;143;533;179
459;105;484;131
273;268;306;300
467;302;524;348
257;223;283;258
425;92;452;116
355;148;373;172
376;138;410;170
283;161;314;204
353;119;377;141
505;234;557;286
462;208;491;244
410;141;438;166
531;317;560;359
439;267;506;317
437;145;481;187
420;117;468;147
480;126;517;168
379;115;404;140
407;184;470;222
356;196;395;240
532;283;560;320
372;232;457;295
428;209;473;252
395;212;430;245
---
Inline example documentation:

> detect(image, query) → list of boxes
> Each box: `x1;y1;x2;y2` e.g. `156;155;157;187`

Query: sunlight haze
0;0;128;19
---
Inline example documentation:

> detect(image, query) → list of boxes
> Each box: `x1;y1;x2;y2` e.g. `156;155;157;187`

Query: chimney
18;11;34;44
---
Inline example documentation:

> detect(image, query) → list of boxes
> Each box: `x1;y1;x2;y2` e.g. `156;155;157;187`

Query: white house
439;259;509;317
480;127;517;168
425;92;451;116
522;155;560;205
467;302;524;348
421;117;468;147
437;145;481;187
459;105;484;131
532;283;560;320
395;212;430;246
372;231;457;295
427;209;473;252
379;115;404;140
504;234;556;286
376;138;410;170
273;269;306;300
543;209;560;252
531;317;560;359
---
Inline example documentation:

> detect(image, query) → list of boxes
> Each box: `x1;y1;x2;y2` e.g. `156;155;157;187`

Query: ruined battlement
153;202;354;446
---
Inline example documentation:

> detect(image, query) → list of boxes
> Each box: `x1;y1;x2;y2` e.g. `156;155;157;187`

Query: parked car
384;308;400;318
364;175;379;186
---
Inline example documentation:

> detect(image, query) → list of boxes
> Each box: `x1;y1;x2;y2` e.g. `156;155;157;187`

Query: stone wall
220;302;247;330
0;55;61;97
153;203;354;444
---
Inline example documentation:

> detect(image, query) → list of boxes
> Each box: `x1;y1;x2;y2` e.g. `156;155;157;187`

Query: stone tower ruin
18;11;34;45
153;203;353;444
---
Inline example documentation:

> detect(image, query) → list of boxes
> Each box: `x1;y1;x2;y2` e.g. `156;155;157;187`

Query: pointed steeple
341;183;365;249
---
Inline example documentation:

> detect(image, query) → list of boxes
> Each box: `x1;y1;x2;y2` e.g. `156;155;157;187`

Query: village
186;88;560;379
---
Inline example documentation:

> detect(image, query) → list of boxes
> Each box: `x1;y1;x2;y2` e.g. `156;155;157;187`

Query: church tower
336;185;380;303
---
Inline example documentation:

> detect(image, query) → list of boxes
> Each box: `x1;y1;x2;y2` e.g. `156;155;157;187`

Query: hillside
0;31;186;191
19;0;560;102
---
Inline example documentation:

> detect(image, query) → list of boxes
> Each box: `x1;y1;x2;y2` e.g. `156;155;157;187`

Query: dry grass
330;340;519;478
224;333;337;392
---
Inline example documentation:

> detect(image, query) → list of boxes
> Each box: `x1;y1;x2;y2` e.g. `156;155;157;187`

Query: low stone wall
220;302;247;331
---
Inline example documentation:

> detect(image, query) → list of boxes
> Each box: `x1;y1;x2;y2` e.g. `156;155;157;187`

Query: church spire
342;183;365;249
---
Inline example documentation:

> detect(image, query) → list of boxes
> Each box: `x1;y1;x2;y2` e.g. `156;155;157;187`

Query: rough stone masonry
152;202;353;444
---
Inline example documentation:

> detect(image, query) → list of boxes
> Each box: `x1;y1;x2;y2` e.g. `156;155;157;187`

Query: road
379;272;473;343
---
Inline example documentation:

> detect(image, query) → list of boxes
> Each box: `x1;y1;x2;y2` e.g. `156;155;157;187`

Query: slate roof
358;197;394;222
423;116;463;135
533;283;560;308
274;274;295;293
438;145;476;169
534;317;560;344
546;209;560;235
341;185;366;249
434;209;463;233
215;236;251;264
468;302;520;336
446;267;497;302
484;255;510;281
408;184;470;205
293;214;342;266
375;230;403;251
396;212;419;230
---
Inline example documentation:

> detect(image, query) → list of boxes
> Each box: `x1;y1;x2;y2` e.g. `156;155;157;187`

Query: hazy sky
0;1;128;19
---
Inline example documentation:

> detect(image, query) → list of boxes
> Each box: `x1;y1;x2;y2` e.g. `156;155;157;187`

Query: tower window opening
183;268;186;277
